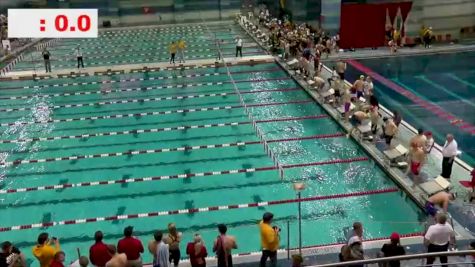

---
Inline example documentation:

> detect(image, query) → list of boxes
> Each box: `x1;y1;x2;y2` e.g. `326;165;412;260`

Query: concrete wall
405;0;475;39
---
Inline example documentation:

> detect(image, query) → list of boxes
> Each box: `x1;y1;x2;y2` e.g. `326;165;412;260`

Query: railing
308;250;475;267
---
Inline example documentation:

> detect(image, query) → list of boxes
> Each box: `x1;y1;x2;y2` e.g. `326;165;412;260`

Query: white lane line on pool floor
0;115;328;144
20;67;279;90
0;133;346;166
1;87;299;113
4;77;289;101
0;157;369;194
0;187;395;231
0;99;311;127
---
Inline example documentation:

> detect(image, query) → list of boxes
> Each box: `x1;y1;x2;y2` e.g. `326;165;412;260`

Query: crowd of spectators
1;212;474;267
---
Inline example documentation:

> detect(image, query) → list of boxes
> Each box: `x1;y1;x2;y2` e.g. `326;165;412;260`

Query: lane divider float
0;133;345;166
0;157;369;194
0;185;392;231
1;77;290;101
0;114;328;144
0;87;299;113
0;99;312;127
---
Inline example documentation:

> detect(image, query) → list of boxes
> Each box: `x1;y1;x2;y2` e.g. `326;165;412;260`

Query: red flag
143;7;151;14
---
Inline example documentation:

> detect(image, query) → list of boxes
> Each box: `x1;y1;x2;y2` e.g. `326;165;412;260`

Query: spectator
392;111;402;127
165;223;182;267
379;233;405;267
105;245;127;267
117;226;144;267
424;213;455;267
0;241;26;267
42;48;51;73
291;254;303;267
424;132;435;154
441;134;458;179
152;231;169;267
169;41;177;64
213;224;237;267
177;39;186;64
71;256;90;267
340;236;364;266
186;234;208;267
259;212;280;267
235;37;242;57
76;46;84;68
90;231;112;267
32;233;61;267
346;222;364;242
50;251;66;267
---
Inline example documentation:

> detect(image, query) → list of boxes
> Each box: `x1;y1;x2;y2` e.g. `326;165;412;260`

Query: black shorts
384;134;393;145
334;90;341;98
169;249;180;265
338;72;345;80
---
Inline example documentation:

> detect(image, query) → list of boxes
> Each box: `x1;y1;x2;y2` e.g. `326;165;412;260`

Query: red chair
459;169;475;202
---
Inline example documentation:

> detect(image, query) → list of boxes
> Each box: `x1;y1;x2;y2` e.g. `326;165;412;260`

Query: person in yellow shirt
169;41;177;64
177;39;186;64
32;233;60;267
259;212;279;267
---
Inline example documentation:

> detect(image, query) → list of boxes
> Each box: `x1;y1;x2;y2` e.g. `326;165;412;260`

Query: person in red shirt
186;234;208;267
90;231;112;267
117;226;144;267
50;251;65;267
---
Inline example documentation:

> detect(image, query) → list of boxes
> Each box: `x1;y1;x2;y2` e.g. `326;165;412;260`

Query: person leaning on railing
424;213;456;267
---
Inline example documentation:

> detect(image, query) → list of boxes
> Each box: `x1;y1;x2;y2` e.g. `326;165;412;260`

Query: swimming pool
12;22;263;72
344;51;475;166
0;58;426;264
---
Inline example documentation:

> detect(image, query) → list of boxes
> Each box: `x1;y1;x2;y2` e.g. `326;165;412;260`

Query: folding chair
459;171;475;202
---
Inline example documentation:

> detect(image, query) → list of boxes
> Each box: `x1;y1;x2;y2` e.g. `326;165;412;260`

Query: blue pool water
345;51;475;167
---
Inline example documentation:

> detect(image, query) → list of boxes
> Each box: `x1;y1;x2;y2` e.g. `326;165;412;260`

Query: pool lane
0;61;425;261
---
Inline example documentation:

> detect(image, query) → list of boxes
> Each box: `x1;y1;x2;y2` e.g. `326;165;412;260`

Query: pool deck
0;55;274;81
239;16;475;266
1;21;474;266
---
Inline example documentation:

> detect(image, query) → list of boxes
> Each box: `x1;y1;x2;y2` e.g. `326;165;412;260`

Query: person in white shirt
76;46;84;69
363;76;373;100
441;134;458;179
424;213;455;267
235;37;242;57
153;231;169;267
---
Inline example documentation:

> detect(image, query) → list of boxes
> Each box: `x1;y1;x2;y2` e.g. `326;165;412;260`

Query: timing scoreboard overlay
8;9;98;38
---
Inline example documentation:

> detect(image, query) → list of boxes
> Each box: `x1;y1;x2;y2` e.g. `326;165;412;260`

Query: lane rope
0;157;369;194
0;185;392;232
16;67;280;90
0;114;328;144
0;87;299;113
0;99;313;127
0;133;345;166
0;77;291;100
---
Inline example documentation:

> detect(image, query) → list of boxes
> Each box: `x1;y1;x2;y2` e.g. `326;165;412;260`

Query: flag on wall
393;7;403;32
385;8;392;31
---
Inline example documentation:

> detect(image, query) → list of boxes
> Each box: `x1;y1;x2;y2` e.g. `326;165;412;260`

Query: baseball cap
390;232;400;241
